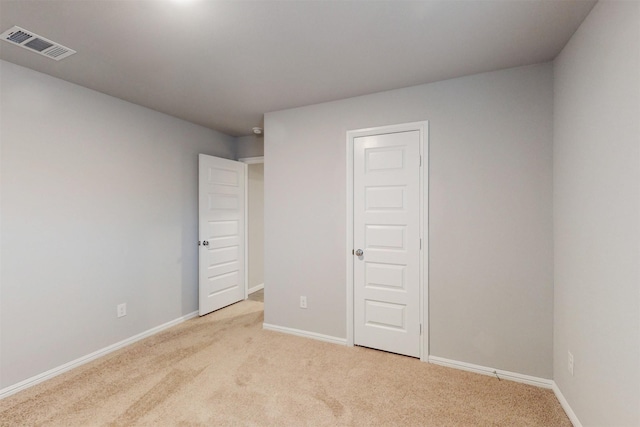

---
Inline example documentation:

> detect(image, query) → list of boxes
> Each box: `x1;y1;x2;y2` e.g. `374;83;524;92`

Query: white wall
553;1;640;426
265;63;554;378
248;163;264;289
0;60;236;389
236;135;264;159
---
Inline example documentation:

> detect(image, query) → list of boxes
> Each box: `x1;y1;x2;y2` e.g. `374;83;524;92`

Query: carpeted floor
0;300;570;426
248;288;264;303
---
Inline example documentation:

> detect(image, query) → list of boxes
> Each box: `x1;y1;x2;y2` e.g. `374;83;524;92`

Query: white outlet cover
117;303;127;317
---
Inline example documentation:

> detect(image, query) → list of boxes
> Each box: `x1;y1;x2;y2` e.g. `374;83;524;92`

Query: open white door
352;127;423;358
199;154;246;316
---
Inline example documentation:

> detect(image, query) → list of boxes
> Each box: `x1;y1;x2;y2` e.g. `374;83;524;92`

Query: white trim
248;283;264;294
428;356;553;389
0;311;198;400
346;121;429;359
262;323;348;346
346;130;354;346
552;382;583;427
243;162;249;300
238;156;264;165
419;122;429;362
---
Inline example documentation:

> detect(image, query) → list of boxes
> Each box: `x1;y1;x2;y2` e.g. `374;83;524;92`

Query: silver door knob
355;249;364;256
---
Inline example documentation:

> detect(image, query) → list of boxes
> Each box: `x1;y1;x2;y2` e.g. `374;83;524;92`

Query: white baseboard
0;310;199;400
428;355;553;389
262;323;347;346
427;356;582;425
248;283;264;294
552;382;582;427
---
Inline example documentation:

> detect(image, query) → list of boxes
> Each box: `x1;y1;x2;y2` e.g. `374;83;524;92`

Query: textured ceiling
0;0;596;136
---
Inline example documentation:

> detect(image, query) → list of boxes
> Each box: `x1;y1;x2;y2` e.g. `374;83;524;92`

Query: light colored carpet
248;288;264;303
0;300;570;426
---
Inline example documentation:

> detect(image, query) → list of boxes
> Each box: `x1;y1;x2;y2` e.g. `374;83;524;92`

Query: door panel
354;130;421;357
199;154;246;316
365;262;405;290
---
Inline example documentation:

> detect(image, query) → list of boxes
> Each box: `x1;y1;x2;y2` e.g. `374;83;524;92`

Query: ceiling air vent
0;26;76;61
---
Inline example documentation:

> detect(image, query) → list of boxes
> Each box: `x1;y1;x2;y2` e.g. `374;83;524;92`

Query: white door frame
346;121;429;361
239;156;265;299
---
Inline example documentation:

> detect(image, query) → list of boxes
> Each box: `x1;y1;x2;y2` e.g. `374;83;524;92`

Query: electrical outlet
117;303;127;318
568;351;574;376
300;296;307;309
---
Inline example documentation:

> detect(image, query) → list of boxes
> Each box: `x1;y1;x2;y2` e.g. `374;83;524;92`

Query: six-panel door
353;130;421;357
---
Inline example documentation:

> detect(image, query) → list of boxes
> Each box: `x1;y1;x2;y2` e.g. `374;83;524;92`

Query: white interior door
353;130;422;357
199;154;246;316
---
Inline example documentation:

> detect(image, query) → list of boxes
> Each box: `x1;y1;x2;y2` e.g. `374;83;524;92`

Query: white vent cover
0;26;76;61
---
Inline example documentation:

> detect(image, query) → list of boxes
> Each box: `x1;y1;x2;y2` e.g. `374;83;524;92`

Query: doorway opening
240;157;265;303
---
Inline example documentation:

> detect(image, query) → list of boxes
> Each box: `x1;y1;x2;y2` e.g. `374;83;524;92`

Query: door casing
346;121;429;361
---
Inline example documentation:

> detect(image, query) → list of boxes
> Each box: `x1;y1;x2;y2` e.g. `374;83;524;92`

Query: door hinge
420;324;422;335
352;249;354;255
420;238;422;250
